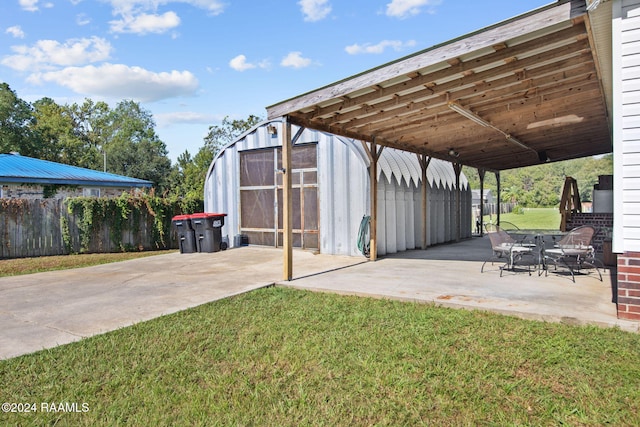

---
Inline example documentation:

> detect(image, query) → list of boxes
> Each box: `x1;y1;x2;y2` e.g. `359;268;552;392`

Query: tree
169;148;215;199
170;114;263;198
101;100;172;191
566;155;614;201
0;82;36;156
31;97;92;165
203;115;262;158
502;185;520;205
66;98;111;170
464;155;613;208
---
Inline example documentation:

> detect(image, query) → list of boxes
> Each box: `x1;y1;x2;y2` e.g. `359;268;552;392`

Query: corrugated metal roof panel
0;154;153;187
206;119;469;193
377;147;468;190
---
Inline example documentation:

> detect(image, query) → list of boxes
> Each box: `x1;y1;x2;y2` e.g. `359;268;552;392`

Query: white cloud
229;55;255;72
1;37;113;72
155;111;219;127
386;0;441;18
110;11;181;34
228;55;269;72
180;0;225;15
19;0;39;12
28;63;199;103
19;0;53;11
345;39;416;55
280;51;312;69
104;0;225;35
257;59;272;70
298;0;331;22
6;26;25;39
76;13;92;26
106;0;225;15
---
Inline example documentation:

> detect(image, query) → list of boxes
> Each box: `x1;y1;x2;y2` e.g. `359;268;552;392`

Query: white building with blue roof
0;153;153;199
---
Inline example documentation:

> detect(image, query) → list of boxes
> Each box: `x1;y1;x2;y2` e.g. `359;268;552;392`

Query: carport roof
266;0;613;172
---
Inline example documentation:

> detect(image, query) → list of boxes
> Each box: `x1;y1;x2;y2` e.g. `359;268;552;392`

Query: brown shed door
239;144;319;250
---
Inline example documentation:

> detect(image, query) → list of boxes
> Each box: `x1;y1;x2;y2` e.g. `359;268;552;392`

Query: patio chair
497;221;520;231
542;225;603;282
482;220;520;233
481;224;535;276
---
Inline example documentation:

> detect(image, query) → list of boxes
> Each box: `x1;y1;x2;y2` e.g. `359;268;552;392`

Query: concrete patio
280;236;639;332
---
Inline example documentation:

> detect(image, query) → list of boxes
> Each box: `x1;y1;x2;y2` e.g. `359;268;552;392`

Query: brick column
617;252;640;321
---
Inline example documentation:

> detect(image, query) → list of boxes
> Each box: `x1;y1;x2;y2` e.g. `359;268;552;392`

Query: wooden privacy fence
1;199;66;258
0;197;200;259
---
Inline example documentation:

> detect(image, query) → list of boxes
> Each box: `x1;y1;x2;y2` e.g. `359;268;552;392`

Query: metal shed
204;119;470;256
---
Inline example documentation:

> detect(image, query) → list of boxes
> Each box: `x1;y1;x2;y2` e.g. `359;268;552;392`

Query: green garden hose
357;215;370;258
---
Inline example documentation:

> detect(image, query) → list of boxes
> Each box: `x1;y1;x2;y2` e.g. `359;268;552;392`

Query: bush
513;205;525;215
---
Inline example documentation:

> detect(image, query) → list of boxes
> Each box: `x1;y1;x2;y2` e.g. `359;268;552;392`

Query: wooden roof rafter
305;40;588;133
304;22;586;114
343;59;598;135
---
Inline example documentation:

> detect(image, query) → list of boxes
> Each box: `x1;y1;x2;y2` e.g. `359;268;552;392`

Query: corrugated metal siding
204;119;471;257
614;0;640;251
318;130;369;255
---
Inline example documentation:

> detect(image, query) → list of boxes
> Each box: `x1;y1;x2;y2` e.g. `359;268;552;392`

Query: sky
1;0;552;163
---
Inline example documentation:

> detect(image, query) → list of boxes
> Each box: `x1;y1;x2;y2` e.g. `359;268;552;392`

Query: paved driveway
0;248;362;360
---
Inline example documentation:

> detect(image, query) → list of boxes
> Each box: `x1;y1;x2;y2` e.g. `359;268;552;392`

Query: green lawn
0;250;176;278
1;287;638;426
484;208;561;230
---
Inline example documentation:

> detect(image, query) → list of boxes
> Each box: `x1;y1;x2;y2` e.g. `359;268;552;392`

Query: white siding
614;0;640;252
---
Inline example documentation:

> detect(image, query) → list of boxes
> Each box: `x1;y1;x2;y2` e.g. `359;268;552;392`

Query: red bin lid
172;214;191;221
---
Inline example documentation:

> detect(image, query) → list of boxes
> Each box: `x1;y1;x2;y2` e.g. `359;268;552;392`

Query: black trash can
172;214;197;254
190;213;227;253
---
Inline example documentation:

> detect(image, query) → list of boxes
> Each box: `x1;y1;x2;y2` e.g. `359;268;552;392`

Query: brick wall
565;213;613;254
617;252;640;321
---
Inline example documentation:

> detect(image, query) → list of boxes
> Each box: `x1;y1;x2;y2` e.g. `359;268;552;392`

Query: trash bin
190;213;228;253
172;214;197;254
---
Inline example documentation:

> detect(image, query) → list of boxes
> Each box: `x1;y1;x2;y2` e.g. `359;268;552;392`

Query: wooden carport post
495;171;501;226
418;154;431;249
478;168;486;236
453;162;462;242
282;117;293;281
362;139;383;261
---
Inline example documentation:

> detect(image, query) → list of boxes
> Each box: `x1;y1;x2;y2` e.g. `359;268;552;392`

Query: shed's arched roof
207;118;468;190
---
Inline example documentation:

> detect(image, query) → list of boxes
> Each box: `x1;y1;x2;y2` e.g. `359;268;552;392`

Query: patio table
507;230;569;273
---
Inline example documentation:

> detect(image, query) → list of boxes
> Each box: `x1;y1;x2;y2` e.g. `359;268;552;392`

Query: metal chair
542;225;603;282
481;224;534;276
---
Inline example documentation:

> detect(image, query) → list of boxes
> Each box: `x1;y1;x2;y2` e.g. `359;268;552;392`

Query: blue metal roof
0;154;153;187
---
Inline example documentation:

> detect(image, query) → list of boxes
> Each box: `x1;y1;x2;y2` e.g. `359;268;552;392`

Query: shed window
240;149;275;187
239;144;319;250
